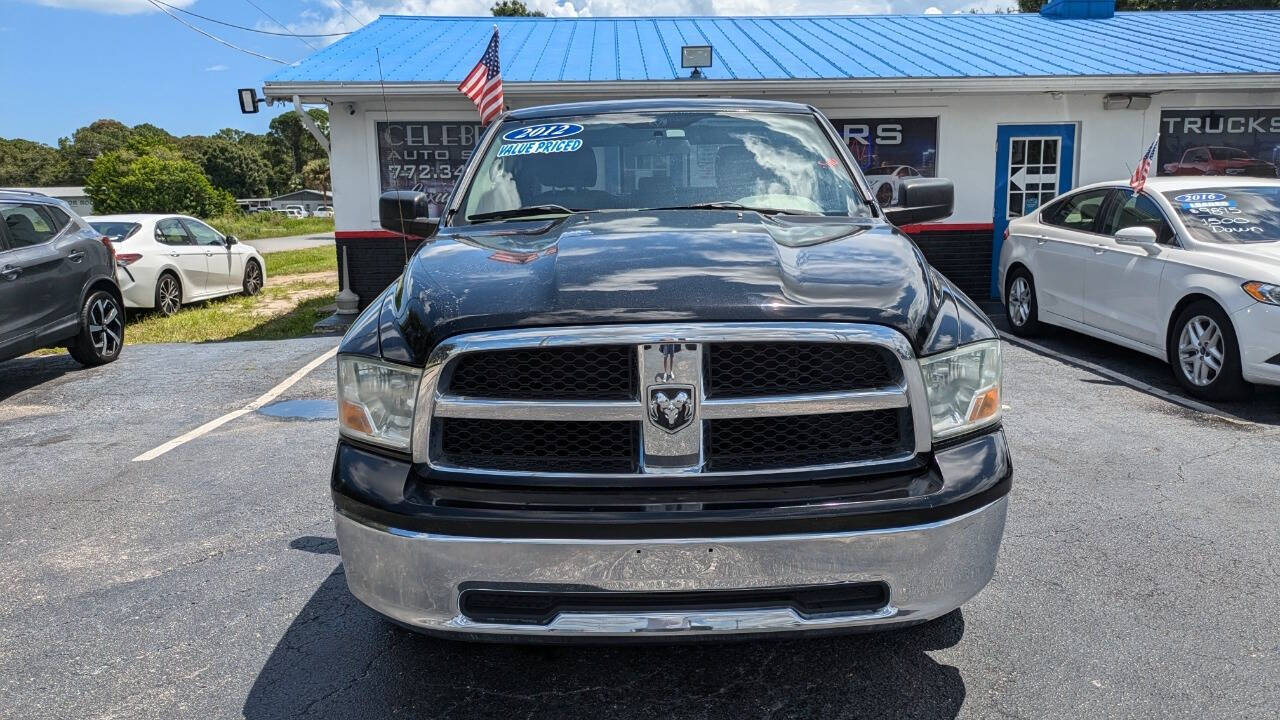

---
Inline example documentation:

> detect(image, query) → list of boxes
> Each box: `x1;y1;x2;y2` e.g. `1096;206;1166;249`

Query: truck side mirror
379;191;440;239
883;178;955;226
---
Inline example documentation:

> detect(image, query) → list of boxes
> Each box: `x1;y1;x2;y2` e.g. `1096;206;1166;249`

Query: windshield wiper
641;201;823;216
467;205;578;223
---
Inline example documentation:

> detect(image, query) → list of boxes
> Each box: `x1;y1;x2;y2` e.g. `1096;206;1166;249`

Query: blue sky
3;0;1006;146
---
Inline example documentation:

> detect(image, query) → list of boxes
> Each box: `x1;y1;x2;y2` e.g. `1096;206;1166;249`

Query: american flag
458;28;503;125
1130;136;1159;193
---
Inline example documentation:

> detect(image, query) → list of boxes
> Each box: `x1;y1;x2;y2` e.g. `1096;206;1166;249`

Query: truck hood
352;210;991;365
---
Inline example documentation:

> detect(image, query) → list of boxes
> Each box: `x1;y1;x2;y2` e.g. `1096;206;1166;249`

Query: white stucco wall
322;88;1280;233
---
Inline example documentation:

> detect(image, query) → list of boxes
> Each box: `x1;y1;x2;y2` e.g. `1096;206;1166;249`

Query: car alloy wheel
1177;315;1225;387
158;275;181;316
876;183;894;206
1007;277;1032;327
88;295;123;358
244;261;263;296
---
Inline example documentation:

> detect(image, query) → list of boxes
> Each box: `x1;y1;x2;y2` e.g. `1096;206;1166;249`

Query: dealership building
261;0;1280;307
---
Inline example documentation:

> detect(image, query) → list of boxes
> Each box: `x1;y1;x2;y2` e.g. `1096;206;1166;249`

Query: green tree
57;119;133;183
85;146;235;218
302;157;331;199
180;136;272;199
266;109;329;177
0;138;71;186
1019;0;1280;10
491;0;545;16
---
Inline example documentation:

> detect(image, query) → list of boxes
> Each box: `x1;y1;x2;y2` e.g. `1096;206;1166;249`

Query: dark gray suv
0;190;124;366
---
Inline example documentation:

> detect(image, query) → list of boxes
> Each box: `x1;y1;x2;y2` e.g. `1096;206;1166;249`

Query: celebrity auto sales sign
1158;109;1280;178
377;121;482;217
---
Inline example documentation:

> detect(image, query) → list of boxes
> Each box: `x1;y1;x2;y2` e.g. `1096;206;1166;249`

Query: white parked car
87;214;266;316
863;165;922;206
312;205;334;218
999;177;1280;399
283;205;308;218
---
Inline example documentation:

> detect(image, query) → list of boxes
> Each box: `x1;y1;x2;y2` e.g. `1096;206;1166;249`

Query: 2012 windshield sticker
501;123;583;142
497;138;583;157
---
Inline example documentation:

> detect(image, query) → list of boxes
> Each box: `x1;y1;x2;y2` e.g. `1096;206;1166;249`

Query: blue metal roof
266;12;1280;86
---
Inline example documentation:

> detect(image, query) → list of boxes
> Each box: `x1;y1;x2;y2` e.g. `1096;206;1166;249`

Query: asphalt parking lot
1;335;1277;719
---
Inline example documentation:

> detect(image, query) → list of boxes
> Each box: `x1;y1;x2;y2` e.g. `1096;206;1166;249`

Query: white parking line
132;346;339;462
998;332;1257;427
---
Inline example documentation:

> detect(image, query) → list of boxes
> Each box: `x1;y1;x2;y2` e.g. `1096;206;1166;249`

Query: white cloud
24;0;194;14
205;64;229;71
924;6;942;13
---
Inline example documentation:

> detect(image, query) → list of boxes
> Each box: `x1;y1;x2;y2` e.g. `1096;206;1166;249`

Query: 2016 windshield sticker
501;123;583;142
1174;191;1235;210
497;138;583;157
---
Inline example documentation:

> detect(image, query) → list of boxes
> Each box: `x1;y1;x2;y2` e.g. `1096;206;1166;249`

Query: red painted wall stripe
897;222;994;234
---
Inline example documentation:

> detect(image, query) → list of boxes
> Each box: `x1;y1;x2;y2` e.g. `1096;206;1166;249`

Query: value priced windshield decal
501;123;583;142
497;138;583;157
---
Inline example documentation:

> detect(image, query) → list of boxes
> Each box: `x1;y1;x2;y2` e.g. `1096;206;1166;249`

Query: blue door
991;124;1077;298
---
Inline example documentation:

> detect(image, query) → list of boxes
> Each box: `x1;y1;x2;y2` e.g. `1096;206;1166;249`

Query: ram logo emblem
647;385;696;434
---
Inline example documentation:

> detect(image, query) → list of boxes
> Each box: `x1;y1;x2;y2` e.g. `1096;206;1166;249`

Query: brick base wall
335;223;996;311
335;234;424;310
902;224;995;302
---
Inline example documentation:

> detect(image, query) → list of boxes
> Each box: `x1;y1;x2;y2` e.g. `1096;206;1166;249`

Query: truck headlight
918;340;1002;441
337;355;421;451
1243;281;1280;306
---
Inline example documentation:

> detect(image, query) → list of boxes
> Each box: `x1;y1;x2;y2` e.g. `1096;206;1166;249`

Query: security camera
345;103;356;116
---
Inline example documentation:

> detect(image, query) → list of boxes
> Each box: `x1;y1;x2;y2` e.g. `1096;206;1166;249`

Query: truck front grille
437;418;638;473
706;342;899;397
447;345;636;400
418;323;926;479
704;409;907;472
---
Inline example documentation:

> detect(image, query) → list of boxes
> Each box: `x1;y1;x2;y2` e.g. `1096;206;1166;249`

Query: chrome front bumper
333;496;1008;640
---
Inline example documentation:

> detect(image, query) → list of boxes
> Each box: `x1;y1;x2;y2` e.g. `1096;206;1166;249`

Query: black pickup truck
332;99;1010;641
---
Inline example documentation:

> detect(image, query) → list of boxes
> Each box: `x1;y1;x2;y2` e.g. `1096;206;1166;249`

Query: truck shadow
243;566;967;720
991;315;1280;426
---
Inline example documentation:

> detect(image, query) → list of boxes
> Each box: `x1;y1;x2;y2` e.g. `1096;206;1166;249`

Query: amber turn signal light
968;385;1001;424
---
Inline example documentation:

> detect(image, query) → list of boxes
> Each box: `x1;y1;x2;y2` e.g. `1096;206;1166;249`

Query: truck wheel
68;290;124;366
155;272;182;316
1170;300;1248;401
1004;268;1041;336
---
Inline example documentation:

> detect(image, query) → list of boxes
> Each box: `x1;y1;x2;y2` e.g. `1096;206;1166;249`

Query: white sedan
999;177;1280;400
87;214;266;316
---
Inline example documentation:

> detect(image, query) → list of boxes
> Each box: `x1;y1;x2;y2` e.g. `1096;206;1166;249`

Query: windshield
90;221;140;242
1208;147;1250;161
1163;187;1280;243
457;111;870;223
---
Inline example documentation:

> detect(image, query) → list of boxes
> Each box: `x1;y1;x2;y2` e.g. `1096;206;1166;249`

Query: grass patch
123;289;337;344
264;246;337;277
206;213;334;241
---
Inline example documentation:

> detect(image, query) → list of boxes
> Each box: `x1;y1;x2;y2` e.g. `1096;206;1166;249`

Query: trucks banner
1159;109;1280;179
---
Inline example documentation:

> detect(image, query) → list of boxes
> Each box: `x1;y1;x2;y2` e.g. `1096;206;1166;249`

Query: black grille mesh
446;346;636;400
705;409;907;472
437;418;637;473
706;343;898;397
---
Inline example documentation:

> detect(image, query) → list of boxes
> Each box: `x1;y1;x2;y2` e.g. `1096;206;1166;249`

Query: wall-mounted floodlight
681;45;712;79
1102;93;1151;111
238;88;265;114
